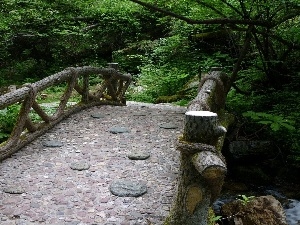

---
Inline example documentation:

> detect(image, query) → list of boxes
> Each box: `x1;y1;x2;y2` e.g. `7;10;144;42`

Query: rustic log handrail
0;64;132;161
165;68;234;225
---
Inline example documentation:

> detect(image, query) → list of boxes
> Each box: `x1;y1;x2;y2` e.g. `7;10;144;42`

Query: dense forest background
0;0;299;180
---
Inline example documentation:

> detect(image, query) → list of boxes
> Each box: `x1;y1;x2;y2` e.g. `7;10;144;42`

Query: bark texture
166;68;233;225
0;64;131;161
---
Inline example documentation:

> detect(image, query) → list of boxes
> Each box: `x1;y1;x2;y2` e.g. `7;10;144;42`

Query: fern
242;111;295;132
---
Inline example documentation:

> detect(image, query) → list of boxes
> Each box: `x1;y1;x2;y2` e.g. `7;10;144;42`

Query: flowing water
285;199;300;225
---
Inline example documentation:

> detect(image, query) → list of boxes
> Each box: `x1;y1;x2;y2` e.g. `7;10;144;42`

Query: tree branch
270;5;286;20
129;0;272;27
232;83;251;95
230;26;300;50
272;9;300;28
82;23;101;32
220;0;243;17
194;0;227;17
228;26;253;91
252;30;269;76
238;0;249;19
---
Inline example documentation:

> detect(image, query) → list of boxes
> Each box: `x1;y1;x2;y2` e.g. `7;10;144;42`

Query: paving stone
109;126;130;134
131;211;143;219
120;221;131;225
65;222;80;225
127;151;150;160
30;203;40;208
133;112;147;116
159;123;178;129
2;207;15;215
100;196;111;203
3;186;25;194
91;113;106;119
42;140;63;147
70;162;90;171
109;180;147;197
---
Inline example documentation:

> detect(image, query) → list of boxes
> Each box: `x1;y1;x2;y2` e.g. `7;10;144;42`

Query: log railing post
107;63;119;99
165;67;233;225
0;65;132;161
82;73;90;103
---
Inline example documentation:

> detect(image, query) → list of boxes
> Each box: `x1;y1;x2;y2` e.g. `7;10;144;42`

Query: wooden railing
165;67;234;225
0;63;131;161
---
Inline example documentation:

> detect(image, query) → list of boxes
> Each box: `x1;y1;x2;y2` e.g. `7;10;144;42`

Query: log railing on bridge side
165;67;234;225
0;63;131;161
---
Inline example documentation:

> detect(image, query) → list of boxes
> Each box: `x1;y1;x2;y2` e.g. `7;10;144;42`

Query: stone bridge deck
0;102;186;225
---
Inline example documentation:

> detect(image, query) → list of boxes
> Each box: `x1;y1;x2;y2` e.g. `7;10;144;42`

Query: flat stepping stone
173;111;186;114
127;151;150;160
109;126;130;134
70;162;90;171
3;186;25;194
133;112;147;116
42;140;63;147
91;113;105;118
159;122;178;129
110;180;147;197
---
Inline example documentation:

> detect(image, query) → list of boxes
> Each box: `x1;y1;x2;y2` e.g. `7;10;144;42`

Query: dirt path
0;102;186;225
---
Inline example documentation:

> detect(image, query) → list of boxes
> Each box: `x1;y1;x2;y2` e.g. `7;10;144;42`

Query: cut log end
185;110;217;117
192;151;227;179
184;110;225;144
202;166;227;180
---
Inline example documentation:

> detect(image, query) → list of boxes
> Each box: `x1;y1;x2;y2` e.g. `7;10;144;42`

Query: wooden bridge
0;64;231;225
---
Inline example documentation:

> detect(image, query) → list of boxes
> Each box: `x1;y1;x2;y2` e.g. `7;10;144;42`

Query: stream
213;185;300;225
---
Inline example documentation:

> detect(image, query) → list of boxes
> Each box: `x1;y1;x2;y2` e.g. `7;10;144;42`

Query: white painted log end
185;111;217;117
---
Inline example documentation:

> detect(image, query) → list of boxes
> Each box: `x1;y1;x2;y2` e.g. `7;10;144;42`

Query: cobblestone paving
0;102;186;225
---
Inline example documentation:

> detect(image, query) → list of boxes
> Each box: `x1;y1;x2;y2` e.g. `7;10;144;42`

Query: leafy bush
124;33;201;102
0;104;20;142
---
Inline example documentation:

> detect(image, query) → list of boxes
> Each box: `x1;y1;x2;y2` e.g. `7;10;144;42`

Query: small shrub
0;104;20;142
237;194;255;206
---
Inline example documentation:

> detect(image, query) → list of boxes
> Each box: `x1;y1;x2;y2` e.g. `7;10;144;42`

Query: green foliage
0;0;299;168
209;215;222;224
29;105;57;123
138;65;189;97
88;75;103;86
237;194;255;206
208;207;222;225
0;0;159;83
126;89;156;103
242;111;295;132
173;99;190;106
0;104;20;141
124;33;201;102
